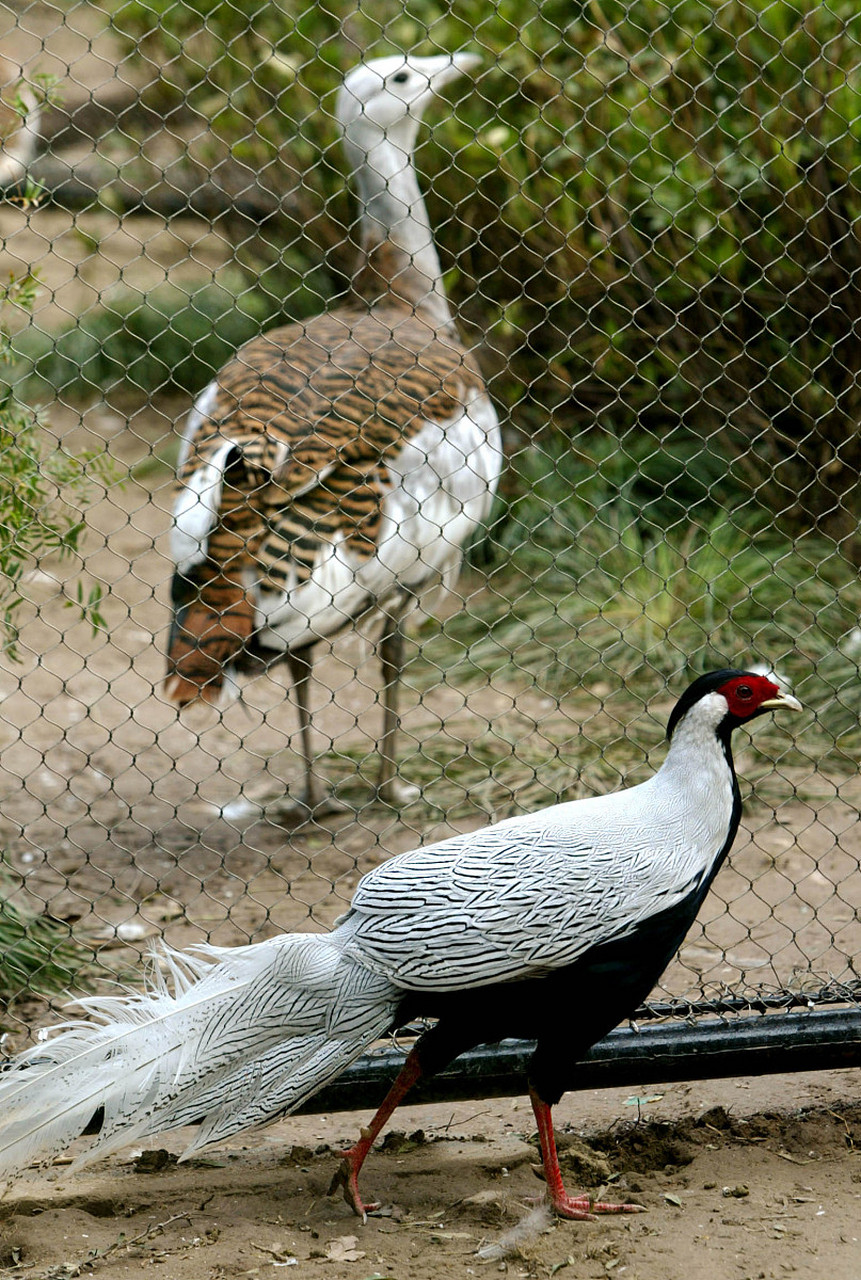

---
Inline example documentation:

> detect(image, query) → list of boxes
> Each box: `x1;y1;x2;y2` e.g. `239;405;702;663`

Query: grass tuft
412;477;861;786
7;278;288;401
0;868;93;1004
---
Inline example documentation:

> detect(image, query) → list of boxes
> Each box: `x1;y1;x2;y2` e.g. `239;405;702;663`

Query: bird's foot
265;791;349;827
328;1148;381;1221
544;1191;646;1221
376;776;421;807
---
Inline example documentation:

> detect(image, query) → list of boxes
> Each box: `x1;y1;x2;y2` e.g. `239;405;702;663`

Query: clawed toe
328;1151;381;1220
553;1193;645;1220
377;777;421;807
528;1189;646;1221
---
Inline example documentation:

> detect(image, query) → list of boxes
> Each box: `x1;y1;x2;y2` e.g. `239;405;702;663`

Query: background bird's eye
392;71;409;84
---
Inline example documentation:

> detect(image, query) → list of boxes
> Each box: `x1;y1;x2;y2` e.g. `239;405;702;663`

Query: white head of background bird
337;52;480;162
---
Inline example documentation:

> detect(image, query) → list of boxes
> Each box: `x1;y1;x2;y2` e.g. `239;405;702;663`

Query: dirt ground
0;4;856;1011
0;393;857;1000
1;1068;861;1280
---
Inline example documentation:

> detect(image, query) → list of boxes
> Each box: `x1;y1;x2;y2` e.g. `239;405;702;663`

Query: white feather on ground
475;1205;554;1260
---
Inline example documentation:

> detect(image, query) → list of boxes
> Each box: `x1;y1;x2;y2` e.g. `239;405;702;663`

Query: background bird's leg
528;1086;644;1220
377;607;419;806
328;1046;423;1219
281;644;336;818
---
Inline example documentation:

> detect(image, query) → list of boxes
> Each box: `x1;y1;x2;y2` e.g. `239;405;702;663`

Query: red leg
328;1048;423;1219
529;1087;645;1221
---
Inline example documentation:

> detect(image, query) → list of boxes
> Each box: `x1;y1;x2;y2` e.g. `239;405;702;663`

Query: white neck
649;695;736;842
347;133;454;330
662;693;733;767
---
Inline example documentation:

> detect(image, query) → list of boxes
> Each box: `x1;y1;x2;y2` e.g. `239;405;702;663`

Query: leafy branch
0;271;111;658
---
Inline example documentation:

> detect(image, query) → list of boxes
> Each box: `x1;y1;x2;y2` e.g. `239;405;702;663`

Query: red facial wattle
717;674;781;719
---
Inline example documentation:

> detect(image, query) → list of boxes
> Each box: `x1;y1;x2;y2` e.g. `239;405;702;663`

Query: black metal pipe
78;1006;861;1136
293;1007;861;1114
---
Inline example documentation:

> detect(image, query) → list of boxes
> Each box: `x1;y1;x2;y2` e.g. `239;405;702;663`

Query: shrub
111;0;861;543
0;273;108;655
0;271;102;1002
0;866;91;1004
12;277;283;400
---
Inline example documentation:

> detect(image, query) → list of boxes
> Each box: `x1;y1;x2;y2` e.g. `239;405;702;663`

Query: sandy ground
1;1069;861;1280
0;395;858;1000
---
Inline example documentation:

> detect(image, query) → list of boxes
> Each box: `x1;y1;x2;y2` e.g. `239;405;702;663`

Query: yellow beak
761;692;802;712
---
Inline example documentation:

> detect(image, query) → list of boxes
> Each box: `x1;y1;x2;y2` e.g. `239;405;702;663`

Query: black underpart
392;784;742;1110
230;586;379;674
169;568;201;615
167;569;203;652
231;633;297;675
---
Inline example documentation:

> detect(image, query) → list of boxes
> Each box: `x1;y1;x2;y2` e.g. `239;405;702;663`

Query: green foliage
0;865;92;1002
111;0;861;539
324;720;612;820
416;448;861;773
11;278;291;400
0;274;110;657
14;70;63;117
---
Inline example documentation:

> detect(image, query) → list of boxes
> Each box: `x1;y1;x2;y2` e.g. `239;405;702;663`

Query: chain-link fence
0;0;859;1090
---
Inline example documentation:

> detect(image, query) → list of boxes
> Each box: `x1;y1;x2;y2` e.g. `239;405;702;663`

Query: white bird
164;52;502;814
0;671;799;1219
0;56;40;190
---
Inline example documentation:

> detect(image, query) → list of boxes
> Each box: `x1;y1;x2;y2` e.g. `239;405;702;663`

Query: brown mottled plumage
165;54;502;814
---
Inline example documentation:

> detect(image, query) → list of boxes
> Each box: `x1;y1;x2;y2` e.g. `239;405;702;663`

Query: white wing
342;775;727;991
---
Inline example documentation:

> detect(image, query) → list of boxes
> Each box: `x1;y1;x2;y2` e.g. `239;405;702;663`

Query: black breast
393;882;714;1105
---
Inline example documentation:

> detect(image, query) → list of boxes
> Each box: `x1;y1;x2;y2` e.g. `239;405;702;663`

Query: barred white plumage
164;53;503;814
0;672;799;1220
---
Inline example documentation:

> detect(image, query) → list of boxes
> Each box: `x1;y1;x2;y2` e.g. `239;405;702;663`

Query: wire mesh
0;0;858;1071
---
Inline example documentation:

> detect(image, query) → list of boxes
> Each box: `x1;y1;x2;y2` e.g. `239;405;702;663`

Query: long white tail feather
0;933;400;1182
182;1030;388;1155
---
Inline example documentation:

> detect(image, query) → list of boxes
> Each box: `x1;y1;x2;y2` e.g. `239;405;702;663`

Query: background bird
0;56;40;190
0;671;799;1219
164;52;502;815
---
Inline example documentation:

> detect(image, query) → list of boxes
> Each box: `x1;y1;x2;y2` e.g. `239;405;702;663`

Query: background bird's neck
350;137;455;331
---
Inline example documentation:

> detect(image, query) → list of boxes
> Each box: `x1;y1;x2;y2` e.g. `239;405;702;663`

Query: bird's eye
736;684;753;699
392;71;410;84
